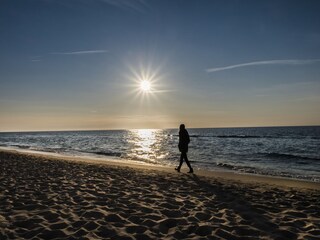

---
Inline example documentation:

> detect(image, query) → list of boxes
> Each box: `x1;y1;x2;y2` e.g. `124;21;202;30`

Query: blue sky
1;0;320;131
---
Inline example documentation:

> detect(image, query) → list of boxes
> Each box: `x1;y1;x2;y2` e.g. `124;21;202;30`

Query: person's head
180;124;185;130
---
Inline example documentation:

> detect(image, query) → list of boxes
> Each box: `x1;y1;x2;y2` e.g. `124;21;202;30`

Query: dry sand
0;149;319;239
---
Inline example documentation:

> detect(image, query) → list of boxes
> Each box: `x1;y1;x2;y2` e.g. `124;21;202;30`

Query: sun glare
127;63;167;99
140;80;151;92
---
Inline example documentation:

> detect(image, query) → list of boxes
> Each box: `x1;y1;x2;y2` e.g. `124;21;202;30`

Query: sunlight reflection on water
127;129;170;164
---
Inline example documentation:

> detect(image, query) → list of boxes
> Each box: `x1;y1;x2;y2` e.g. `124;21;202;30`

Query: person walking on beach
175;124;193;173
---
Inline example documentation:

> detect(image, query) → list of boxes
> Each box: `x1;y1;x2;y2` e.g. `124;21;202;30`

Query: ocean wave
8;144;32;149
189;135;201;137
215;162;319;182
216;135;262;139
263;153;320;162
216;162;258;173
13;145;31;149
193;135;284;139
216;162;236;169
88;151;122;157
188;134;263;139
30;147;68;153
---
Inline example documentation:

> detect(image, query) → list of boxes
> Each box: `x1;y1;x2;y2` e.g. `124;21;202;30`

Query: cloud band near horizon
206;59;320;73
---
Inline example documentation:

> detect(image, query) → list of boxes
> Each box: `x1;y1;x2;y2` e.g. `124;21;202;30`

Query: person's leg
184;153;193;173
175;153;184;172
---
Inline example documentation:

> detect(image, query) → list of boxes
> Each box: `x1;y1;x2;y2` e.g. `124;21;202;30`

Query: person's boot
175;167;180;172
188;168;193;173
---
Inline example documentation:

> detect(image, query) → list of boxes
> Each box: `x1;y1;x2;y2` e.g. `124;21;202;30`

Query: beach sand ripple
0;151;319;239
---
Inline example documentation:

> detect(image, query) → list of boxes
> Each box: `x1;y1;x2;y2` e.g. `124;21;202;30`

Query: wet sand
0;149;319;239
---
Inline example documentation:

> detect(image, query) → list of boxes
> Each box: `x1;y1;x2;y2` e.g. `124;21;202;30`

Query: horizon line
1;124;319;133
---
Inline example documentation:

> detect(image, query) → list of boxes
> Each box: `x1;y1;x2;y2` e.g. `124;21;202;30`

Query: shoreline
1;126;319;185
1;147;319;190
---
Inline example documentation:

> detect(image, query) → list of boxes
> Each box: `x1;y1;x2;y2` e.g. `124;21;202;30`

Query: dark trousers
178;152;192;170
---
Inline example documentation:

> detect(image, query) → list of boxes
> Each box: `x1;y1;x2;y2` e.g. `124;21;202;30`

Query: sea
0;126;319;182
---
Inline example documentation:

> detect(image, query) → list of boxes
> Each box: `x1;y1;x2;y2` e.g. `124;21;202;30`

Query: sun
140;80;151;92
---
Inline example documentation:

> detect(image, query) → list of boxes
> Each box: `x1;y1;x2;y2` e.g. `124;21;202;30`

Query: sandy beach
0;149;319;240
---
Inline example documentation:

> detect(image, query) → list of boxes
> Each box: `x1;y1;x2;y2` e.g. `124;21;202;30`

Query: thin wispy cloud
98;0;148;13
30;58;42;62
51;50;108;55
40;0;148;13
206;59;320;73
29;56;42;62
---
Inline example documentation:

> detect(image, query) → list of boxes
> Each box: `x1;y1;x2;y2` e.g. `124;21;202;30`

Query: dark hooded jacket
179;128;190;153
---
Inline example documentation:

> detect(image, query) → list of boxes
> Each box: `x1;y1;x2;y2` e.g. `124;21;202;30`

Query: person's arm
186;131;190;144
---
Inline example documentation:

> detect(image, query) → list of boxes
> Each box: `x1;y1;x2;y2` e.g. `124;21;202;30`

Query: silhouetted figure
175;124;193;173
